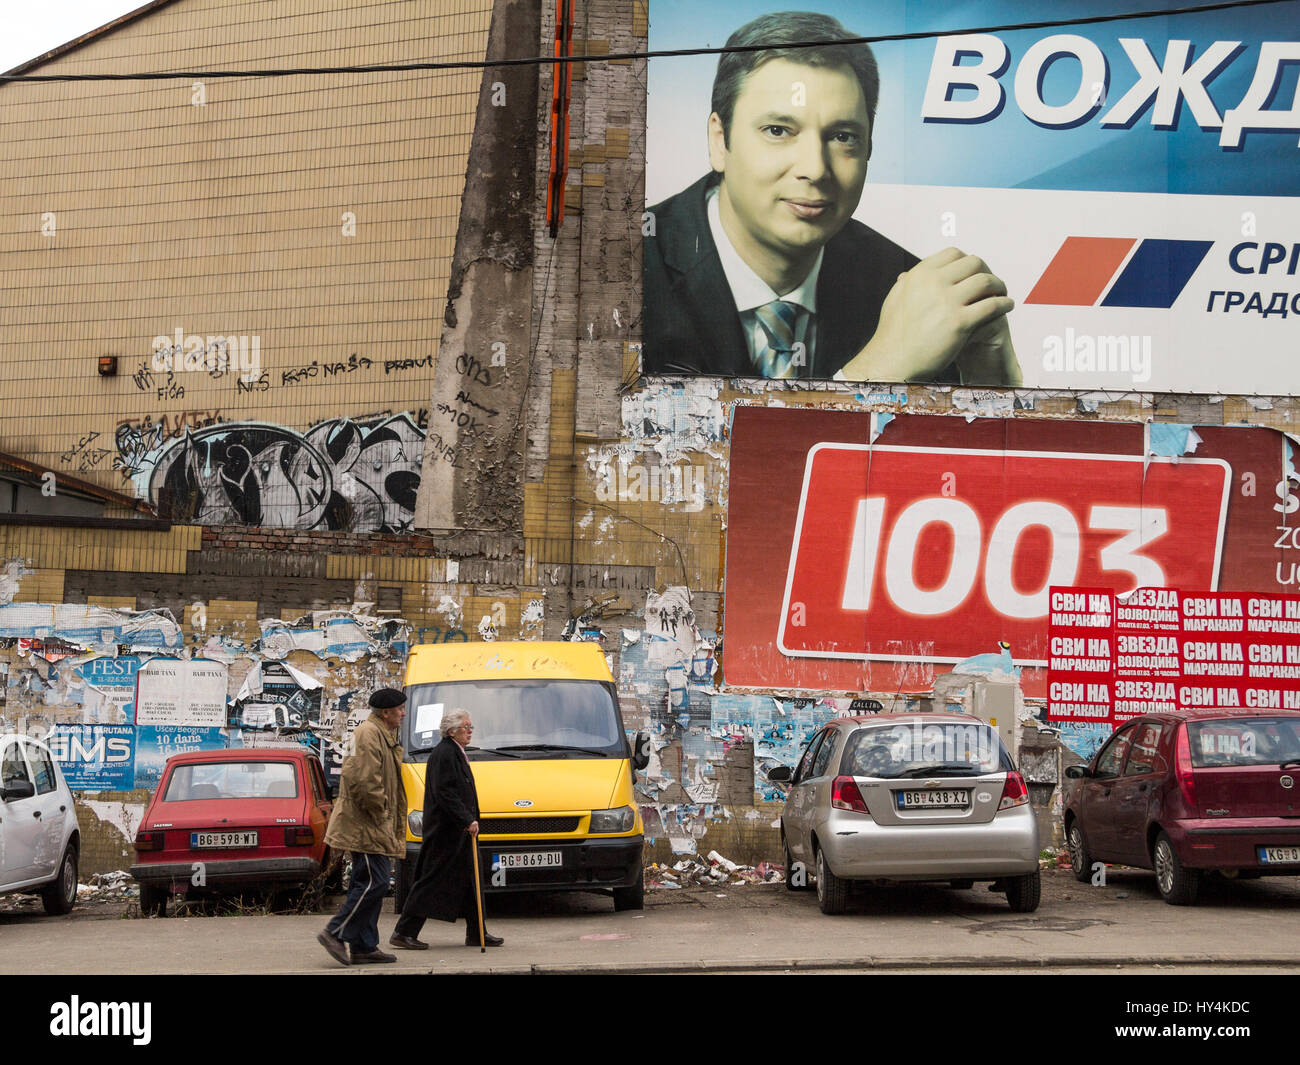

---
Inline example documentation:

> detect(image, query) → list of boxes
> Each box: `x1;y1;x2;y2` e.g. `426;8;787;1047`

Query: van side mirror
766;765;792;783
1;779;36;802
631;731;651;771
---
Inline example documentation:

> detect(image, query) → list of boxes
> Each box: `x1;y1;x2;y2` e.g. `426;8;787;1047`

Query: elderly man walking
389;708;503;949
317;688;407;966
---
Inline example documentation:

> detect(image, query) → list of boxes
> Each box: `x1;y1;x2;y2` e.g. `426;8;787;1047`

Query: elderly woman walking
389;708;503;948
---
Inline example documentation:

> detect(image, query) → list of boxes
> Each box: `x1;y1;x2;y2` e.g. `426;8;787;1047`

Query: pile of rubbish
0;892;38;912
76;870;137;900
0;870;138;911
647;851;785;890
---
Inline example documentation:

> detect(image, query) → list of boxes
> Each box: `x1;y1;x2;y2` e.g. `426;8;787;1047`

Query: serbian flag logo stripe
1100;238;1215;309
1024;236;1136;306
1026;237;1214;308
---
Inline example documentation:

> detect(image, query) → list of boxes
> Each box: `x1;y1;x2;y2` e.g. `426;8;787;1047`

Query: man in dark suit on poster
643;11;1022;385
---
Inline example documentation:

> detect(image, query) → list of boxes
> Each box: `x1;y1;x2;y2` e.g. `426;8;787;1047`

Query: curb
407;953;1300;975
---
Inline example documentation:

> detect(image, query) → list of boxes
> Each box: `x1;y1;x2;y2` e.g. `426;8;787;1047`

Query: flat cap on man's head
369;688;407;710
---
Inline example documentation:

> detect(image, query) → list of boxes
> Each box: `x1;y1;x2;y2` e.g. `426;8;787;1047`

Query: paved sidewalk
4;868;1299;975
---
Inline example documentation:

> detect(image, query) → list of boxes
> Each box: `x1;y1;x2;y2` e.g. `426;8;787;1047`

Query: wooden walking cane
469;828;486;952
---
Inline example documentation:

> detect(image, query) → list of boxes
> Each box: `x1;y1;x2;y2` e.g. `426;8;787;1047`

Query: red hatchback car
131;749;335;916
1063;710;1300;904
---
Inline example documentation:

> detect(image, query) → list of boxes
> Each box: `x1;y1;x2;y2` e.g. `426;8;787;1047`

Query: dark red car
130;749;335;916
1063;710;1300;904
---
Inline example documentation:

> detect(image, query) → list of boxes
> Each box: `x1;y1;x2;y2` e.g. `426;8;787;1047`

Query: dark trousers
326;852;390;953
394;903;476;939
394;885;479;939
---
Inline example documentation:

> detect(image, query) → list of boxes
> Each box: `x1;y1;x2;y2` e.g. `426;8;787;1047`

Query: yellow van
395;641;648;911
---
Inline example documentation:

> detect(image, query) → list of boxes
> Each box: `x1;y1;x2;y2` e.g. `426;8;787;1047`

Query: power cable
1;0;1289;83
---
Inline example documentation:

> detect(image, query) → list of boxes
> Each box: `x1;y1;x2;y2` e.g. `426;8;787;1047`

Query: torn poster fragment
133;727;228;790
0;559;27;605
134;659;228;728
0;603;181;649
231;661;323;730
645;586;696;665
46;725;136;789
258;611;408;661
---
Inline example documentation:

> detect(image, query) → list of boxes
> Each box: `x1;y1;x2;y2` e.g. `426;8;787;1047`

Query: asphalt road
5;866;1300;975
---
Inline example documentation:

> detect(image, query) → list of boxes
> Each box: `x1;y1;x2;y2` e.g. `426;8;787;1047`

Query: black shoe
389;933;429;950
351;948;398;963
317;930;351;967
466;929;504;947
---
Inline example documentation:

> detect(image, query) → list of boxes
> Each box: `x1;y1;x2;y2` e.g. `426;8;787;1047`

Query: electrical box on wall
930;671;1022;762
973;681;1020;763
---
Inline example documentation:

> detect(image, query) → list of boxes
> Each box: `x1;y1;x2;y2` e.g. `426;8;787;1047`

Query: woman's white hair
440;707;472;738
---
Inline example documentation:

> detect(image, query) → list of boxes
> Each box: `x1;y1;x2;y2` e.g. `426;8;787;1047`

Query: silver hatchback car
771;714;1040;914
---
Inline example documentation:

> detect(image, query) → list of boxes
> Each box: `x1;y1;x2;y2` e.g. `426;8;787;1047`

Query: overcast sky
3;1;142;72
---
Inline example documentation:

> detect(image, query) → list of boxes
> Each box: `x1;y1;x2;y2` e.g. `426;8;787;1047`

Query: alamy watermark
878;722;999;766
151;327;261;381
49;997;151;1045
1042;328;1152;385
595;462;705;511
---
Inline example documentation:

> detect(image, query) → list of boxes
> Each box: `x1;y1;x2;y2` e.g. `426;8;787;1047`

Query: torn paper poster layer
645;586;696;665
72;656;144;724
134;659;229;728
951;390;1016;417
519;598;544;639
0;559;27;605
1147;422;1203;458
0;603;181;649
258;611;409;661
622;379;724;450
80;799;147;844
870;411;894;443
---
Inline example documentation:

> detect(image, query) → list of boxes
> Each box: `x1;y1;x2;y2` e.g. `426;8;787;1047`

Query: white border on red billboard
774;443;1232;666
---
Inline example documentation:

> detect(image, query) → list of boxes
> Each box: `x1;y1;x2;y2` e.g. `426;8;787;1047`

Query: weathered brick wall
0;0;494;489
72;792;151;878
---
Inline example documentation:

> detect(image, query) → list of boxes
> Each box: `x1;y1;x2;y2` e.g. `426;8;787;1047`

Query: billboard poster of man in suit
644;2;1300;394
643;8;1022;384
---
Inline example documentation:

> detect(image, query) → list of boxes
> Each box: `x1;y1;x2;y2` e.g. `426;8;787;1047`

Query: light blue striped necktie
753;300;803;378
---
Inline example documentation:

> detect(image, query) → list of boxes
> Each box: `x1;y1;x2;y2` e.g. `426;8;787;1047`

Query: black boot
465;926;504;947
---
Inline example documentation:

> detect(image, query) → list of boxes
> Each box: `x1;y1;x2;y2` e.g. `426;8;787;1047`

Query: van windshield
403;679;625;759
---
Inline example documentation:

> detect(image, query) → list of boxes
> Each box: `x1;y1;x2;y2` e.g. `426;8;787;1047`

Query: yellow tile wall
0;0;494;482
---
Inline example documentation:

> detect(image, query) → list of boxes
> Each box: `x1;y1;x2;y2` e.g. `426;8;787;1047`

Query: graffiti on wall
113;411;226;477
116;413;425;532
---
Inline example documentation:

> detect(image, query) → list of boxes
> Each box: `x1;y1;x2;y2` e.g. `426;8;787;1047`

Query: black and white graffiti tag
141;414;423;532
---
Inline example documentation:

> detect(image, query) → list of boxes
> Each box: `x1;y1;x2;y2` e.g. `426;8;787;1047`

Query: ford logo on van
514;799;534;808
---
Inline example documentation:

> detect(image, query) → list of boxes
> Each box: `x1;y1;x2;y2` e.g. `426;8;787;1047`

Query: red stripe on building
1025;237;1137;306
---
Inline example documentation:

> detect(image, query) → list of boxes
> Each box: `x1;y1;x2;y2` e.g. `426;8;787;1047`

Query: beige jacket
324;712;405;859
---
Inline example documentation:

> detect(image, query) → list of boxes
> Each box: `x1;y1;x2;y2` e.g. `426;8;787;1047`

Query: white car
0;733;79;915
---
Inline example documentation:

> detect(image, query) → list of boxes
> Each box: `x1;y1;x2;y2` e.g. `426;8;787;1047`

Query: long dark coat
400;737;482;922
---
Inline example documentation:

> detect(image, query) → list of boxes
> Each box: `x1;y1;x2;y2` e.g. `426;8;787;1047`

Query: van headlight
589;806;636;833
408;811;423;837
